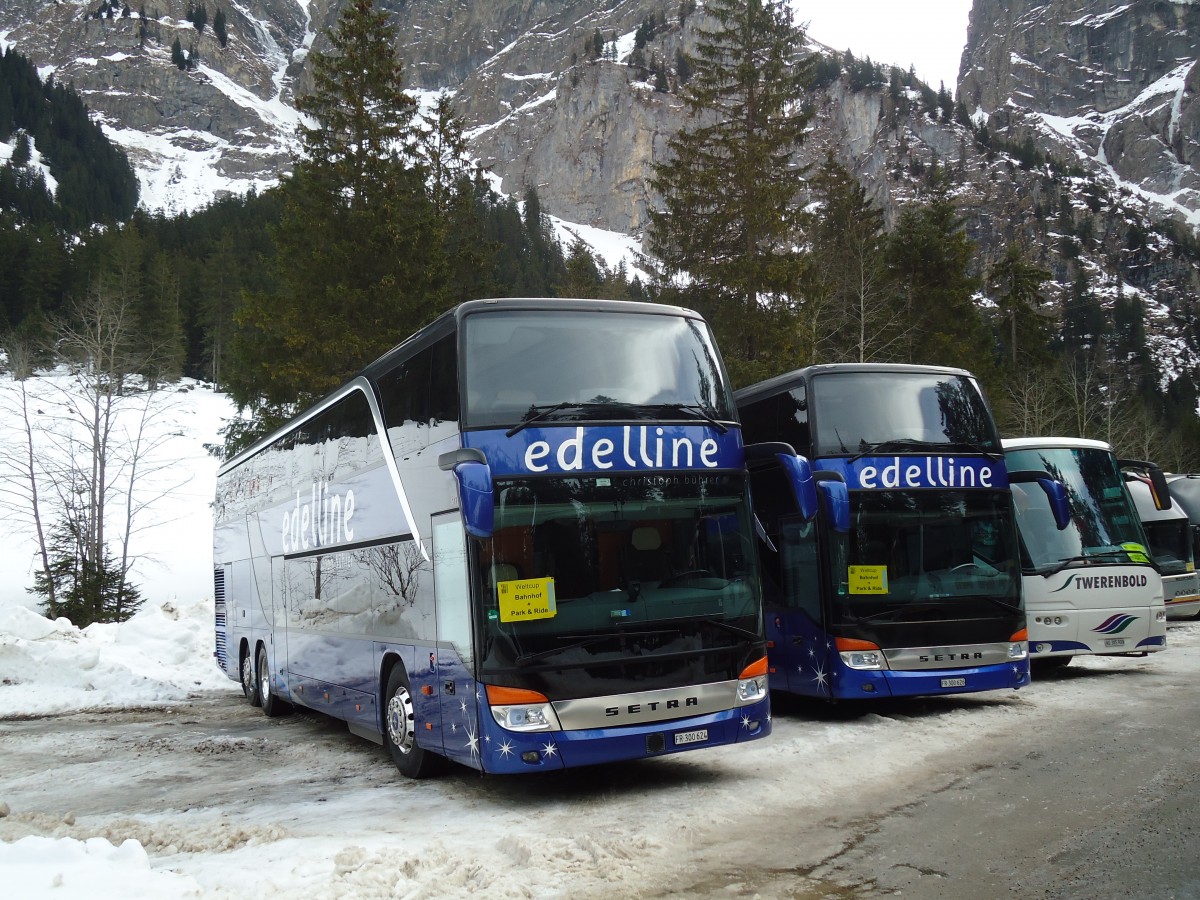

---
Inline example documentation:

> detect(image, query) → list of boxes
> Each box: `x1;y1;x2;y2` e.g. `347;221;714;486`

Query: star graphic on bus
812;664;828;691
741;715;751;729
497;740;515;759
466;729;480;758
459;699;468;714
541;741;558;759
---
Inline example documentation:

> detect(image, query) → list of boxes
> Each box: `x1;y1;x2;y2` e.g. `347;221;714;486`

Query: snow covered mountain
1;0;1198;402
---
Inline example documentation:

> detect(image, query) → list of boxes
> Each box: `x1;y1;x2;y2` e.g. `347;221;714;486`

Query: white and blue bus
735;363;1067;701
1003;437;1168;669
214;298;816;777
1127;476;1199;620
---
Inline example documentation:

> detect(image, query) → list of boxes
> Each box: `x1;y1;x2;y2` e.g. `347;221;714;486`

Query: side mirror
440;449;494;538
815;472;850;534
1009;470;1071;530
776;452;819;522
1118;459;1172;511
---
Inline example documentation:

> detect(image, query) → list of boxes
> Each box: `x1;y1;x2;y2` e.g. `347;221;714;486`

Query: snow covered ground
3;583;1197;898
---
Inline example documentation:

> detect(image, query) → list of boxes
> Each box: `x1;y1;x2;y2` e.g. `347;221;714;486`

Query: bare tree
4;279;187;625
0;337;58;614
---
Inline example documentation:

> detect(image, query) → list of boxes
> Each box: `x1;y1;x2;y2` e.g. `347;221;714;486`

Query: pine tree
989;242;1053;369
646;0;814;386
227;0;444;446
885;190;992;377
214;8;228;47
417;91;474;216
801;154;898;364
11;131;32;166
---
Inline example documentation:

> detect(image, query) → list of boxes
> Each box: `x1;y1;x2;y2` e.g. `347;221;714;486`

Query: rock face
960;0;1200;229
4;0;1196;236
1;0;1198;405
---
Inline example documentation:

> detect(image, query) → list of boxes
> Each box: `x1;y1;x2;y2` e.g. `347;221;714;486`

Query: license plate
1104;638;1126;648
674;728;708;746
940;677;966;688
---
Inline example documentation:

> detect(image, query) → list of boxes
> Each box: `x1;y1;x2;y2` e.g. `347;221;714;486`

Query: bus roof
1001;436;1114;453
733;362;976;406
359;297;701;379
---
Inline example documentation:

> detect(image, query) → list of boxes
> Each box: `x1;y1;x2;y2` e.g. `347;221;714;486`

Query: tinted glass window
378;334;459;431
810;372;998;456
462;310;734;428
739;385;809;454
1006;446;1149;570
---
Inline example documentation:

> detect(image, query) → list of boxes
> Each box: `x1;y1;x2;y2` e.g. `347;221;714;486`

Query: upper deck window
462;309;734;429
810;371;999;458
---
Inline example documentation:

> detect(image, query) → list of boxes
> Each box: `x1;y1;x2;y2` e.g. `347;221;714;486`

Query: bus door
751;460;831;697
432;512;478;767
775;517;833;697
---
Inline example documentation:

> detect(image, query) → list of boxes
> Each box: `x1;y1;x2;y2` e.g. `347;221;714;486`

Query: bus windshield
1005;446;1148;572
1141;519;1192;575
824;490;1020;624
810;371;999;457
462;309;734;429
475;473;762;694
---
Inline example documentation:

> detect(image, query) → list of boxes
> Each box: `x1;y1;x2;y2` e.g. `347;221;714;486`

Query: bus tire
241;647;260;706
384;665;440;779
257;644;290;718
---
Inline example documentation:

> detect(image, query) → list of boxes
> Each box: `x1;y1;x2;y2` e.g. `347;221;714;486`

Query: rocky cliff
1;0;1197;400
960;0;1200;232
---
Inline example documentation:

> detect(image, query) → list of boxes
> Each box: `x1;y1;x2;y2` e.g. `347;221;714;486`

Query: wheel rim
241;655;254;695
386;684;417;755
258;653;270;701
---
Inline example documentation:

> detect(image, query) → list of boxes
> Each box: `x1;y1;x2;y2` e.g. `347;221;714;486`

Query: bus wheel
384;667;440;778
241;649;260;707
257;645;289;718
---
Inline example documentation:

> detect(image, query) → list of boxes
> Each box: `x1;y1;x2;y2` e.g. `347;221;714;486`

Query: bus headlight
486;685;562;732
835;638;886;670
737;675;767;704
840;649;885;670
736;657;768;704
491;703;559;732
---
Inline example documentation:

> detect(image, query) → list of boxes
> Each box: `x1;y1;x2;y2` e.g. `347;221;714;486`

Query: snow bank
0;594;237;717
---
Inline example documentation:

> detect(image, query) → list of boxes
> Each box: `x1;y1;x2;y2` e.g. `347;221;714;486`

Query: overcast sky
789;0;974;93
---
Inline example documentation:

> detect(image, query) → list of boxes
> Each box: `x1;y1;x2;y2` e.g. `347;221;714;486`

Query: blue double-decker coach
214;298;825;776
736;363;1064;701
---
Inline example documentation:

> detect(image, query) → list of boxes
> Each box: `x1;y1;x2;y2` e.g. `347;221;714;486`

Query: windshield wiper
504;400;657;437
691;616;761;641
973;594;1023;616
505;402;574;437
849;438;946;463
942;441;1004;461
846;600;952;624
513;627;684;666
849;438;1000;463
514;635;609;666
655;403;729;434
1038;549;1133;577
